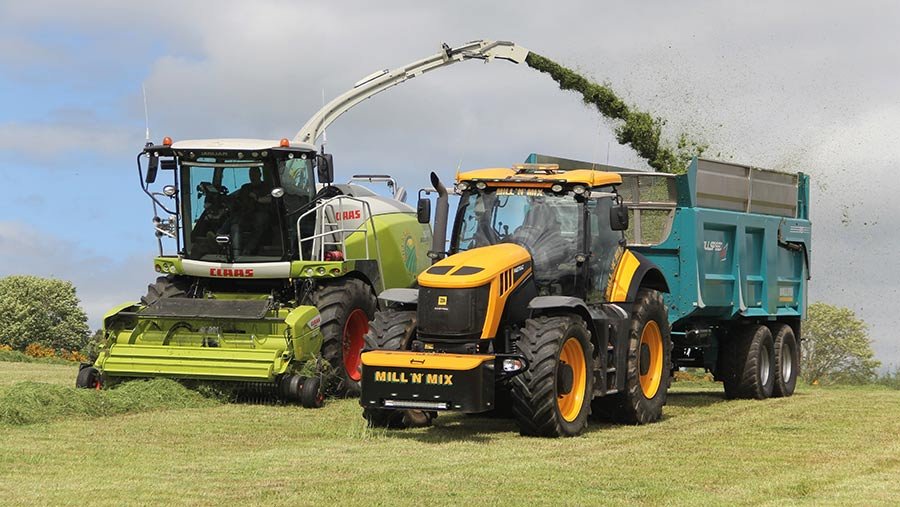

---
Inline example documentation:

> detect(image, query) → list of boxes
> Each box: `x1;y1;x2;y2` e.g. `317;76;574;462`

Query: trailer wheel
361;309;433;429
75;366;102;390
721;325;775;399
594;289;672;424
312;278;377;396
300;377;325;408
510;315;593;437
140;275;191;306
769;323;799;397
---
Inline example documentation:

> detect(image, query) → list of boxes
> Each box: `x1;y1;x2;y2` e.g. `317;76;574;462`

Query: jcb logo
437;296;447;306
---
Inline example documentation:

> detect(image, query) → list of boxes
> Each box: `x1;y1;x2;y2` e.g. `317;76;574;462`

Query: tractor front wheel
362;309;434;429
311;278;376;396
511;315;593;437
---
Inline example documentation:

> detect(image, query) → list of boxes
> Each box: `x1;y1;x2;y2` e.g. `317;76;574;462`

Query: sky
1;1;898;368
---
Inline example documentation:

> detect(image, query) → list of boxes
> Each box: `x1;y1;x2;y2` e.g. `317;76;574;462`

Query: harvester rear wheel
75;366;102;390
141;275;192;306
362;309;434;429
311;278;376;396
769;323;798;398
721;324;775;399
510;315;593;437
592;289;671;424
300;377;325;408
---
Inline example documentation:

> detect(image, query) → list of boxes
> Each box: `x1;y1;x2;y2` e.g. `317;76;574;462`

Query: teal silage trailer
527;154;811;398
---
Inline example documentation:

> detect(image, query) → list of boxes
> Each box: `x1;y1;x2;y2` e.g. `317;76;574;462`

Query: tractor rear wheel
769;323;799;398
141;275;192;306
75;366;102;390
721;324;775;399
362;309;434;429
593;289;672;424
311;278;376;396
510;315;593;437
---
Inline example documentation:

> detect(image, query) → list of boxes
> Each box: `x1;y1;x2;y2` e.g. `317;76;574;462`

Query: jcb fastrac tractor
76;40;530;405
361;156;811;436
361;165;672;435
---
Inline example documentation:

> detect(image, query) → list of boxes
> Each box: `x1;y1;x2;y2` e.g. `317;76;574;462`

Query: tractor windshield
181;157;315;262
452;187;582;291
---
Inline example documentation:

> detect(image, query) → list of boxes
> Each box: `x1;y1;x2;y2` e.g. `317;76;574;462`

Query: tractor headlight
455;182;469;192
502;358;525;373
573;185;586;195
475;181;487;190
551;184;563;193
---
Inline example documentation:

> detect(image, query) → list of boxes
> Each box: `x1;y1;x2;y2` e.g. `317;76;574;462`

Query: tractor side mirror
145;152;159;184
610;204;629;231
317;153;334;184
417;197;432;224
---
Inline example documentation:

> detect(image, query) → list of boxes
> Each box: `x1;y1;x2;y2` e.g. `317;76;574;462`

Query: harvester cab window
278;157;316;255
182;159;284;262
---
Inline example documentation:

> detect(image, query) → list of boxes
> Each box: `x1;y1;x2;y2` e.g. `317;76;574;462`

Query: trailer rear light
162;136;173;147
383;399;449;410
502;358;525;372
280;138;290;147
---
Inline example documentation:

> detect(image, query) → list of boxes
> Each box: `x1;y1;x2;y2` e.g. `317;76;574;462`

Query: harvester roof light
162;136;173;147
280;138;290;147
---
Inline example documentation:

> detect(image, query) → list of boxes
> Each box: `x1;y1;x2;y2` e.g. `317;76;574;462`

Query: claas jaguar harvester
360;157;811;436
76;39;529;405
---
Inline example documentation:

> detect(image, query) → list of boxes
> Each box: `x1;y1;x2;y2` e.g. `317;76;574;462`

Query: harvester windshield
181;156;316;262
452;188;581;289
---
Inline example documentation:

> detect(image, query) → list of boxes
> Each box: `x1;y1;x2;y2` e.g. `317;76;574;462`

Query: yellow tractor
359;164;672;437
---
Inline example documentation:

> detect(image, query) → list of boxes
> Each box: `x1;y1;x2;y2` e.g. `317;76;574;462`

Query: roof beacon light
162;136;173;147
280;138;290;148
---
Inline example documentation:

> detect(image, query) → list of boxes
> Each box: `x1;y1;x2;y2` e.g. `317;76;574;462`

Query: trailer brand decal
373;371;453;385
338;209;362;221
703;241;729;262
209;268;255;277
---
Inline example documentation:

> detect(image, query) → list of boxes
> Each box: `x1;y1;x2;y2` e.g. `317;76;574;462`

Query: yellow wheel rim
557;337;587;422
639;321;663;399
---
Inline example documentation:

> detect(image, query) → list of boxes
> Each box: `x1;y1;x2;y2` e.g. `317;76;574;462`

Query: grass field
1;362;898;506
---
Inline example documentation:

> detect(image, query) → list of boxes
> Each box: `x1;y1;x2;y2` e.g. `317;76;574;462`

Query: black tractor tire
510;315;594;437
141;275;192;306
310;278;377;397
592;289;672;425
300;377;325;408
720;324;775;399
769;323;799;398
361;309;434;429
75;366;102;390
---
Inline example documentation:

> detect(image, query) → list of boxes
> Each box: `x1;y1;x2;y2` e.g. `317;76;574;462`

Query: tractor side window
588;196;622;302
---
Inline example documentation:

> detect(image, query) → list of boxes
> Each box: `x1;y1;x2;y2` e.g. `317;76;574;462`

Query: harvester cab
360;163;673;436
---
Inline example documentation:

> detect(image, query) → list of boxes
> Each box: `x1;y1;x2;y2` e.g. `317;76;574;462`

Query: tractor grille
417;284;490;338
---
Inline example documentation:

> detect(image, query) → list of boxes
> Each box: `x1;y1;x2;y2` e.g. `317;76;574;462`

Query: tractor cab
449;164;628;300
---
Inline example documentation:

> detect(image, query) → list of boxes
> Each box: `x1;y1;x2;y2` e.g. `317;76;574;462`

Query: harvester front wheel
511;315;593;437
593;289;671;424
312;278;376;396
721;324;775;399
769;323;798;398
75;366;102;390
141;275;192;306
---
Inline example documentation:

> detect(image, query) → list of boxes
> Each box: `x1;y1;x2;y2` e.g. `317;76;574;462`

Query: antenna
320;88;327;150
142;84;151;145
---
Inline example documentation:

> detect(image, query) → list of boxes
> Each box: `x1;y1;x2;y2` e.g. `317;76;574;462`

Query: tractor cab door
586;192;623;303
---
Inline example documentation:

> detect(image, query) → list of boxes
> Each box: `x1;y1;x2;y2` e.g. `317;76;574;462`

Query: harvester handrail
297;195;385;285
